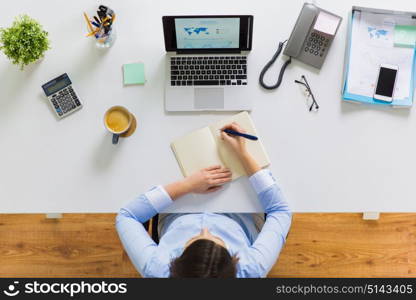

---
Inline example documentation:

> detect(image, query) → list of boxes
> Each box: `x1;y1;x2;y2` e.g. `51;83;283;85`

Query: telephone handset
259;3;342;90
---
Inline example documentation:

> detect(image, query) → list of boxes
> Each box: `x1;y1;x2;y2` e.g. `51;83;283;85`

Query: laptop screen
174;18;240;49
163;15;253;53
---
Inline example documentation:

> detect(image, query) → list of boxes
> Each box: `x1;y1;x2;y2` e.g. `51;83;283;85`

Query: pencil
83;12;94;33
86;28;99;37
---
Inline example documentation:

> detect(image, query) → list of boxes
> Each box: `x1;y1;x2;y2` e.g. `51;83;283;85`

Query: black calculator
42;73;82;119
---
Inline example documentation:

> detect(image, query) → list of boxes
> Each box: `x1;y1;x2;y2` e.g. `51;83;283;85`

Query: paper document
346;11;416;101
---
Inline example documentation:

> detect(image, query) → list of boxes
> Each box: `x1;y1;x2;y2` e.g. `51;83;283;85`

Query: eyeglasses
294;75;319;111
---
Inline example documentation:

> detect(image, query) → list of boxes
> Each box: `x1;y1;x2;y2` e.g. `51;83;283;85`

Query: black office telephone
259;3;342;89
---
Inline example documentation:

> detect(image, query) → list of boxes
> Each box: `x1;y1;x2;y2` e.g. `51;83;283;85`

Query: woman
116;123;291;277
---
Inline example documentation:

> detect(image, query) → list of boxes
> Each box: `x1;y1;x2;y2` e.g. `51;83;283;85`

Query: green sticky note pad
123;63;146;85
394;25;416;48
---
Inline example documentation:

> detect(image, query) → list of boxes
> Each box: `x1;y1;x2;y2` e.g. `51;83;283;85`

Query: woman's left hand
183;165;232;194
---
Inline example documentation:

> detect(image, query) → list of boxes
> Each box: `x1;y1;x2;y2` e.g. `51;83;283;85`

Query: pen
97;10;106;21
93;16;101;25
223;129;258;141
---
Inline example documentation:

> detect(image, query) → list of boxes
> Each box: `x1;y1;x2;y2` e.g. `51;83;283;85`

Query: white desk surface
1;0;416;214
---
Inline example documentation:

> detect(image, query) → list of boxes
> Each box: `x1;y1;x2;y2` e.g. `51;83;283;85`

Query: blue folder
342;6;416;107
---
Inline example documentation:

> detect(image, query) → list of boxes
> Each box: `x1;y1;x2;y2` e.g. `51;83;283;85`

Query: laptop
162;15;254;111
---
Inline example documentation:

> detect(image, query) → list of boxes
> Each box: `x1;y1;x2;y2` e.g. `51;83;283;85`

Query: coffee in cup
104;106;135;144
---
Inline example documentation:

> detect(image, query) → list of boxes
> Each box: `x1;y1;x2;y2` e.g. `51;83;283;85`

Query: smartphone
373;64;399;102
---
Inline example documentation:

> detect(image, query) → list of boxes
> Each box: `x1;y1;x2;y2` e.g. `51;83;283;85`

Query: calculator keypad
50;86;81;117
304;31;330;57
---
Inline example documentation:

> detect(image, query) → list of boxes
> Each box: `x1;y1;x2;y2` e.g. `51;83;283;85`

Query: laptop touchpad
194;88;224;110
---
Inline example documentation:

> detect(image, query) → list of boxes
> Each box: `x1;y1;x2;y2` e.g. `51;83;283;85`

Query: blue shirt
115;169;291;278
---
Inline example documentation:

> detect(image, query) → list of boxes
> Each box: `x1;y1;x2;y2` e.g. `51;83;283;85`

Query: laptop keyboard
170;56;247;86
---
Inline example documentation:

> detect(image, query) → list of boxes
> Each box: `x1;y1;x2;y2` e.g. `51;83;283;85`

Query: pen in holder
83;5;116;49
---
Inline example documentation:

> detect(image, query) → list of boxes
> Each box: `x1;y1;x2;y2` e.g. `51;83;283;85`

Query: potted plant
0;15;50;70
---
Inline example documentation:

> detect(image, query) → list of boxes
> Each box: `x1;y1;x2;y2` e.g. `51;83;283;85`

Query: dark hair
169;239;238;278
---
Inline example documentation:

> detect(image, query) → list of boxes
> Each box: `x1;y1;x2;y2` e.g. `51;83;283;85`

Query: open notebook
171;111;270;180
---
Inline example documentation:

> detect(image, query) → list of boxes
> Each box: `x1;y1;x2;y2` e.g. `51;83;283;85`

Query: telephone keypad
304;31;329;57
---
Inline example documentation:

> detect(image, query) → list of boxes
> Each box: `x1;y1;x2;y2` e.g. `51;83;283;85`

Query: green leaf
0;15;50;70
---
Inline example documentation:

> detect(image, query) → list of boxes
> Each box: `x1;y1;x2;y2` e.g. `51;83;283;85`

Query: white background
1;0;416;213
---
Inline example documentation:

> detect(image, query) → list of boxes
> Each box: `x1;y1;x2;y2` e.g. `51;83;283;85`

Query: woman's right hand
220;122;261;176
220;122;248;158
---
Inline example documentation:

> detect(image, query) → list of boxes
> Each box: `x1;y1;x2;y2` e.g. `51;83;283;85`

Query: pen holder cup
95;26;116;49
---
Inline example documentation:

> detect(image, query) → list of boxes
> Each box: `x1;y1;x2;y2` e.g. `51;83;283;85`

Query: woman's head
170;228;238;278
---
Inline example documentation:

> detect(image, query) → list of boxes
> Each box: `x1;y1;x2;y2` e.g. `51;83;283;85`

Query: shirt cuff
145;186;173;212
249;169;275;194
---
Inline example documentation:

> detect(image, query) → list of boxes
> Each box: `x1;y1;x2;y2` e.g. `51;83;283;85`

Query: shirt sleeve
247;169;292;277
115;186;173;276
